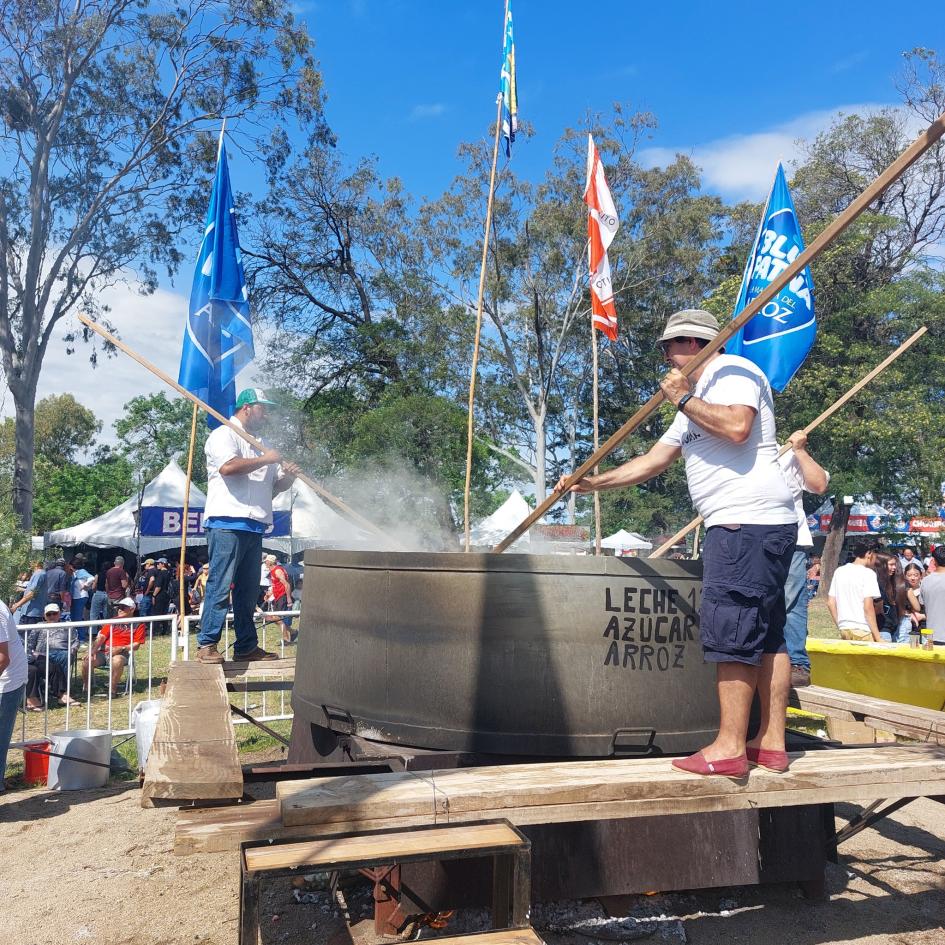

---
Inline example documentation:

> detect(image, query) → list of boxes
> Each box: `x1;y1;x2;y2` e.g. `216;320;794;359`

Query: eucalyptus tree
0;0;322;530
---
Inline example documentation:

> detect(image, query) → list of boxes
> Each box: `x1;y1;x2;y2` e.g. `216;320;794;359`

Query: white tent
45;459;208;556
601;528;652;555
469;491;533;550
46;459;378;558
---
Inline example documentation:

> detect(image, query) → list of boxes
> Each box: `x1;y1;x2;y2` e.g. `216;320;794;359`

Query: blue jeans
136;593;152;617
89;591;109;623
70;598;90;641
197;527;263;656
784;549;811;670
0;684;25;788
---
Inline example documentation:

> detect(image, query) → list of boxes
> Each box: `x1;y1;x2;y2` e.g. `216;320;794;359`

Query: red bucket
23;740;51;786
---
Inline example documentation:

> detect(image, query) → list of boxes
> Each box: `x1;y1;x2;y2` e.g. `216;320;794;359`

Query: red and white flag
583;134;619;340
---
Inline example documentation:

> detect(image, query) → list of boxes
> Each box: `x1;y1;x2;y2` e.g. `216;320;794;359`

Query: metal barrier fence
12;608;298;748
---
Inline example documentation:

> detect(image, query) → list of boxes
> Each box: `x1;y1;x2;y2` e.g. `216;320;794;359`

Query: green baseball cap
235;388;278;409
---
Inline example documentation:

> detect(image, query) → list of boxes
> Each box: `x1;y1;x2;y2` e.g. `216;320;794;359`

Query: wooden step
276;745;945;829
223;656;295;678
243;821;526;873
791;685;945;744
142;661;242;806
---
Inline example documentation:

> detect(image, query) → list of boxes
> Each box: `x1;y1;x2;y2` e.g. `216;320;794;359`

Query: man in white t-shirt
560;309;796;778
827;539;882;641
0;600;28;791
196;389;301;663
777;432;830;688
920;547;945;644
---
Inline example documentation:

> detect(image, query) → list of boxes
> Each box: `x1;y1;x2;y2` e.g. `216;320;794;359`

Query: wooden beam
791;685;945;744
223;657;296;679
142;662;242;806
243;822;525;873
277;745;945;828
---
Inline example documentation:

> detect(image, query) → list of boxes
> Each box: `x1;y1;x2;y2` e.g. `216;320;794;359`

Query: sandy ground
2;769;944;945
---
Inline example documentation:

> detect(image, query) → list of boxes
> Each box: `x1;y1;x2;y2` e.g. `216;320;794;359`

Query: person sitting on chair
81;597;146;697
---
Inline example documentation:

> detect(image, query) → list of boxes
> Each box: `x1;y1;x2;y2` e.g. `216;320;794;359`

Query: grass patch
807;595;838;640
4;615;298;783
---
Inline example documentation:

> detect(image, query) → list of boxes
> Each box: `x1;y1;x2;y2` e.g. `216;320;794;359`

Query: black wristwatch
677;393;694;412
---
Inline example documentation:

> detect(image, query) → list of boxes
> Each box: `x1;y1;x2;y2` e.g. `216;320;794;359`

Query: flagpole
591;320;602;555
648;325;929;558
463;0;509;553
493;109;945;553
76;312;403;548
176;402;199;644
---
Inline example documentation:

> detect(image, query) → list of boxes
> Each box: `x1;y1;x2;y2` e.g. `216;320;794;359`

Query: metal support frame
828;794;945;855
237;820;531;945
229;703;291;748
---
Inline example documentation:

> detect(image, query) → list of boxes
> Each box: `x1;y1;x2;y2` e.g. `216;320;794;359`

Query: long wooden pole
591;321;602;555
463;87;507;549
649;325;928;558
77;313;401;548
494;110;945;553
177;401;199;638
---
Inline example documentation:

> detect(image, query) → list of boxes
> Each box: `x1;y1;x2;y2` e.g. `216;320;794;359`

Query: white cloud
0;278;255;448
639;103;895;201
409;103;448;121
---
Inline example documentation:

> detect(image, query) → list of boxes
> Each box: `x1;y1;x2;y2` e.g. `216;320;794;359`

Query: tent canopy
45;459;208;556
45;459;374;558
601;528;652;552
470;491;533;549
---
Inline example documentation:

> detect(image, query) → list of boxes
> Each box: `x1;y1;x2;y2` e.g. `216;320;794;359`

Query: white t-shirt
0;601;28;694
659;354;795;528
204;417;282;525
828;562;881;631
778;451;830;548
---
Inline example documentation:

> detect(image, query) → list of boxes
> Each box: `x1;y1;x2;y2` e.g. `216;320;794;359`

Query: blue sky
14;0;945;441
298;0;944;202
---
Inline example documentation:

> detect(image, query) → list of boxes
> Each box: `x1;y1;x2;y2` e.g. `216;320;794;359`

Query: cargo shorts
700;523;797;666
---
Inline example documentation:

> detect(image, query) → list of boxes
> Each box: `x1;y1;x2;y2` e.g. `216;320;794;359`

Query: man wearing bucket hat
197;389;301;663
559;309;796;777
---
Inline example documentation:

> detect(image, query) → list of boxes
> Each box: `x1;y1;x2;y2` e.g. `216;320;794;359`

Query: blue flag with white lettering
727;163;815;392
178;130;254;428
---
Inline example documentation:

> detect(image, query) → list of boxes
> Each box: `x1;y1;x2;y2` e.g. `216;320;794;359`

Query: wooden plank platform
243;822;525;873
277;745;945;828
142;661;242;806
177;745;945;853
791;685;945;744
222;656;295;679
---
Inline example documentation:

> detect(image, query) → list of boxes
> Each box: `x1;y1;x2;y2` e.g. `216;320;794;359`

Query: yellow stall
808;638;945;711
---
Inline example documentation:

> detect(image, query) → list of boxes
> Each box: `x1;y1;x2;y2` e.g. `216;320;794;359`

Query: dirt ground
2;754;944;945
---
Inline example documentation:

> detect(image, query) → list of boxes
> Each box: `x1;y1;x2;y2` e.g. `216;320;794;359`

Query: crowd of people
827;541;945;645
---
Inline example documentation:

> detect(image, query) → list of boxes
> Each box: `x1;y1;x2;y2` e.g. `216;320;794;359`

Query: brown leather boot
196;645;224;664
232;646;278;662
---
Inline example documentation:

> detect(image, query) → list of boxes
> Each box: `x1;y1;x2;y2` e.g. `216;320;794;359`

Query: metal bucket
47;729;112;790
293;550;716;756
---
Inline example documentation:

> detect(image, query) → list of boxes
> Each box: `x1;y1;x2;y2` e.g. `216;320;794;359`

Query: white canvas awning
601;528;652;554
470;490;533;550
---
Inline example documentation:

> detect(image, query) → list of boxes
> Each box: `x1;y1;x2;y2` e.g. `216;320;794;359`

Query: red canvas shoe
671;751;749;778
747;747;790;772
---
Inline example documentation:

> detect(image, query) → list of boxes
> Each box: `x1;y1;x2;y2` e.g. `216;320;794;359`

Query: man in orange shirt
81;597;146;696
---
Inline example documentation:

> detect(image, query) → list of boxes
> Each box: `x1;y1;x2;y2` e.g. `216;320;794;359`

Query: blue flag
499;1;518;157
727;163;815;392
178;130;254;427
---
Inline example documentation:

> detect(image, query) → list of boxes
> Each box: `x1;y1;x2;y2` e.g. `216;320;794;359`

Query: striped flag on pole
583;134;619;340
500;1;518;157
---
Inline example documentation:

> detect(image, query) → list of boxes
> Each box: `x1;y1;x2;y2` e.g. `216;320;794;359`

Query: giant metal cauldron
292;550;718;757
